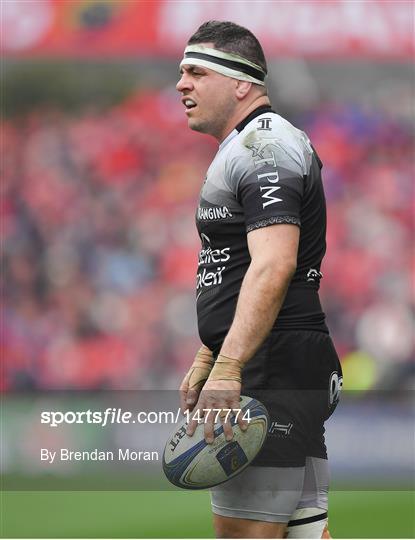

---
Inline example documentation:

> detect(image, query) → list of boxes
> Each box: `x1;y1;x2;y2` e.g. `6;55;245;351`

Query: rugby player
177;21;342;539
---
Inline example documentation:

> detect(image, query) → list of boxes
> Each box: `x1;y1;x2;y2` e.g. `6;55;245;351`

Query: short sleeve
228;138;305;233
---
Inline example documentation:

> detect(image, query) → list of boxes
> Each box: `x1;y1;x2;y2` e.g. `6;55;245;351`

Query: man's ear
235;80;252;100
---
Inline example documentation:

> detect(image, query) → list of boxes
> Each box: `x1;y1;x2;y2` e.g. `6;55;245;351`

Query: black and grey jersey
196;106;329;353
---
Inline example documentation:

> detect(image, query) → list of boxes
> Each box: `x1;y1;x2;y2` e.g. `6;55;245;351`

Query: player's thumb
186;387;200;406
186;365;210;406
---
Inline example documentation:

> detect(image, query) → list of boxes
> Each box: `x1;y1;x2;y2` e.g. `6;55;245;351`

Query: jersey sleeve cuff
246;216;301;233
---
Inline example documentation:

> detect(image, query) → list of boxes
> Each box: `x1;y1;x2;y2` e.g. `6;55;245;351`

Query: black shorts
241;330;342;467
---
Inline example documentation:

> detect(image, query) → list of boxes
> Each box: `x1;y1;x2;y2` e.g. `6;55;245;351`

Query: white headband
180;45;266;86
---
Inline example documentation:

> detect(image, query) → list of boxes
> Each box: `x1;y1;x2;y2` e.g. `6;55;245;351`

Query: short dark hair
188;20;267;75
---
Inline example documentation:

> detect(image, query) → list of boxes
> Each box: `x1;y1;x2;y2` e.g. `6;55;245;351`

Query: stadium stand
2;92;413;391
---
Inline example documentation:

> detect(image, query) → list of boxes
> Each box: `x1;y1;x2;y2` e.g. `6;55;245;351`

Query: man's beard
189;100;235;138
189;120;221;138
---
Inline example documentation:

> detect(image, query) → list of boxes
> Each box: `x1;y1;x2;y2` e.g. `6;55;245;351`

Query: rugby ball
162;395;269;489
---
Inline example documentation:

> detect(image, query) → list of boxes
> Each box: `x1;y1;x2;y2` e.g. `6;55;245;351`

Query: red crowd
2;90;413;390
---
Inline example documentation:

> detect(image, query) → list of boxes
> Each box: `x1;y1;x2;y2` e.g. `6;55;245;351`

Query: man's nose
176;74;193;92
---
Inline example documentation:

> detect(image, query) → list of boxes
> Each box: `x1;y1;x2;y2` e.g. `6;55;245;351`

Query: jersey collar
219;105;275;151
235;105;274;133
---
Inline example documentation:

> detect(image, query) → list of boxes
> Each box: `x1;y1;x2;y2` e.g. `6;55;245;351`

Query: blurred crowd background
2;0;414;393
